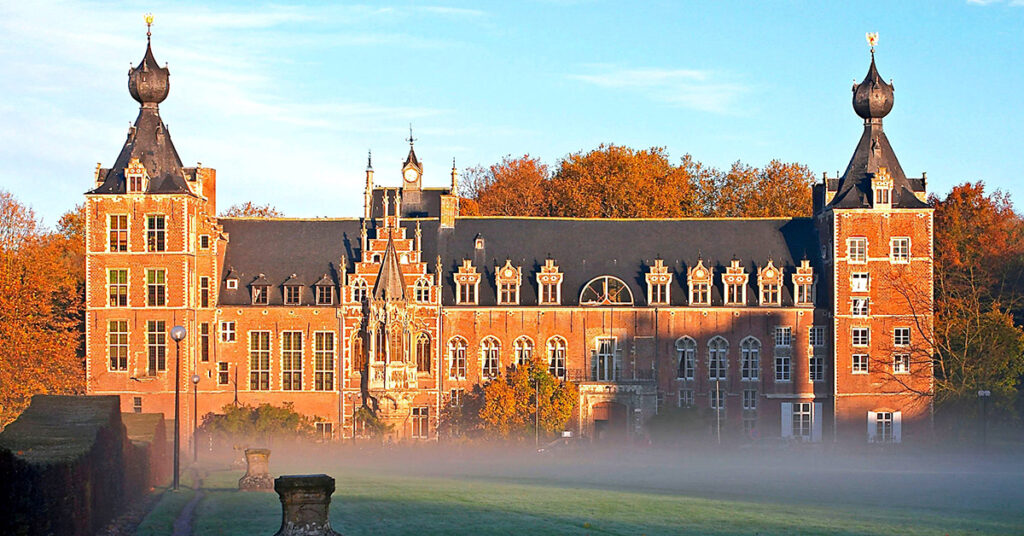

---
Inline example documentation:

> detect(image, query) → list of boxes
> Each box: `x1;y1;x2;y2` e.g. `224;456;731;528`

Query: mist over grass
172;442;1024;535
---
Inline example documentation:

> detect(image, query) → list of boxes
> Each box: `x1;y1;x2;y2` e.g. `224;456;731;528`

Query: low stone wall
0;395;143;536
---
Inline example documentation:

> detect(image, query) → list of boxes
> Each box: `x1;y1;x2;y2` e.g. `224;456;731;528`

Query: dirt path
171;471;205;536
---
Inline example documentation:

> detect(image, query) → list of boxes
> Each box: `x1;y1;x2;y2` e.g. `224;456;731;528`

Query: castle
84;29;933;445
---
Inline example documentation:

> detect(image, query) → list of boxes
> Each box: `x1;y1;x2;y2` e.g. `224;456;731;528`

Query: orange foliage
462;155;549;216
220;202;284;218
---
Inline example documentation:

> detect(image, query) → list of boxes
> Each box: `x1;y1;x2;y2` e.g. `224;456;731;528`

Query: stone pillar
238;448;273;491
273;475;342;536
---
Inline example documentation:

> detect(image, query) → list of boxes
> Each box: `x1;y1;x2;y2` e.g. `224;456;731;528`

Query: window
351;279;368;302
314;332;335;390
891;237;910;263
793;403;812;439
315;285;334;305
742;389;757;410
513;337;534;367
810;355;825;382
875;186;890;206
760;283;780;305
352;337;367;372
547;337;567;379
848;237;867;263
199;234;210;250
412;407;429;439
146;269;166;306
108;269;128;307
281;332;303;390
740;338;760;381
217;362;229;385
851;272;869;292
809;326;826;347
873;411;895;443
691;282;710;305
226;279;238;290
675;337;696;380
678;389;694;408
146;215;166;252
774;327;792;347
775;355;791;382
457;281;476;304
415;333;431;373
852;327;870;347
252;285;269;305
708;337;728;380
108;320;128;371
594;337;616;381
795;282;813;305
283;285;300;305
315;422;333;441
893;354;910;374
726;282;744;305
650;282;668;305
709;388;725;410
481;337;500;379
199;323;210;362
893;327;911;346
448;338;467;379
199;277;210;308
249;331;271;390
414;278;431;303
580;276;634;306
540;282;558;304
109;215;128;252
220;321;236;343
450;389;465;407
132;396;142;413
852;297;869;317
498;281;518;305
852;354;869;374
146;320;166;374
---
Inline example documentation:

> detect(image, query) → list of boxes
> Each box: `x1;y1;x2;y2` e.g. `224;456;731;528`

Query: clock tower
401;126;423;191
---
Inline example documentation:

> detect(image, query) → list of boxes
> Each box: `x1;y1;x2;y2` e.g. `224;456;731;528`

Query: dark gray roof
371;187;448;218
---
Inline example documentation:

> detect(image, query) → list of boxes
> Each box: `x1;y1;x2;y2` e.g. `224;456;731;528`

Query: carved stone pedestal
238;448;274;491
272;474;342;536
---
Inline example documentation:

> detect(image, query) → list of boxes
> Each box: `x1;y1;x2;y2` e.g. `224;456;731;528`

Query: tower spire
145;13;153;43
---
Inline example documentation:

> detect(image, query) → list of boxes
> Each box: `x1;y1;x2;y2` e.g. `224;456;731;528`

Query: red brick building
84;34;933;445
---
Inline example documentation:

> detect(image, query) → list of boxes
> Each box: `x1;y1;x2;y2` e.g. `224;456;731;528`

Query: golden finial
866;32;879;55
145;13;154;40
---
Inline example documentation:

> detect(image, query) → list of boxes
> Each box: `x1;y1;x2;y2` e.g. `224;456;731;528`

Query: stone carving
272;474;342;536
238;448;274;491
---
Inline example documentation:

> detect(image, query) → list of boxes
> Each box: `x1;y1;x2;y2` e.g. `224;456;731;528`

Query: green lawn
147;448;1024;536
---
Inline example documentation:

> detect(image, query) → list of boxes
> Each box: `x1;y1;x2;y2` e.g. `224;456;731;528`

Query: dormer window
722;259;748;306
645;259;672;305
793;260;816;307
758;261;783;306
454;259;480;305
283;285;301;305
125;158;148;193
536;259;563;305
872;167;893;209
252;284;269;305
315;285;334;305
495;260;521;305
687;260;712;306
580;276;634;306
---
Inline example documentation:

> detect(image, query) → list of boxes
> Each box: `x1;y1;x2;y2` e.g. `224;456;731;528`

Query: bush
200;402;319;446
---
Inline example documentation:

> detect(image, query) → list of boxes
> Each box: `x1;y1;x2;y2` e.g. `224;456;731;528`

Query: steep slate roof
217;217;819;308
373;234;407;301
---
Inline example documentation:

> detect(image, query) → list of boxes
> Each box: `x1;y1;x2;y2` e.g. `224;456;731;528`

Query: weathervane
406;124;416;146
145;13;154;41
866;32;878;55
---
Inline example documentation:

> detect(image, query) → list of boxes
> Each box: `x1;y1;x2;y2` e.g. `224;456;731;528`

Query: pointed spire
403;125;421;169
366;149;373;171
373;234;406;301
450;157;458;192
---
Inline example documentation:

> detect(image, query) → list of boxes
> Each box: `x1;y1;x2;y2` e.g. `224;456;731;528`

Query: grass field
145;446;1024;536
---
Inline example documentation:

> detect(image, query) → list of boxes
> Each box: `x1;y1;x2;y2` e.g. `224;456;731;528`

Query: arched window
708;336;728;380
741;337;761;381
480;337;501;379
415;333;431;373
579;276;634;306
373;328;386;363
547;336;567;379
513;336;534;367
351;336;366;372
414;278;431;303
675;337;696;380
448;337;467;379
351;278;368;303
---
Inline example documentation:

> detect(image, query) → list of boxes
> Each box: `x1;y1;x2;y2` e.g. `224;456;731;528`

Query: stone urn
238;448;274;491
272;474;342;536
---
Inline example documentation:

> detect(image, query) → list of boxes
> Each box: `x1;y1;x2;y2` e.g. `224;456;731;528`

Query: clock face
404;168;419;182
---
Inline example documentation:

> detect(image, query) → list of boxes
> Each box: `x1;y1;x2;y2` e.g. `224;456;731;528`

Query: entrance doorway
592;402;627;441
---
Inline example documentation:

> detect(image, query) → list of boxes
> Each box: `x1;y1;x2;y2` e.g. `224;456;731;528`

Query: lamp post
534;378;540;447
714;378;722;445
170;325;187;491
978;389;991;450
191;374;200;463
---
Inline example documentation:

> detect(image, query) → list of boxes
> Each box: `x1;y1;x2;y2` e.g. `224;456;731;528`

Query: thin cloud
569;67;747;114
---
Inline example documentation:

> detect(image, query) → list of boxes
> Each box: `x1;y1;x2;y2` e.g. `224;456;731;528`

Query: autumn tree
476;358;578;440
0;192;84;428
701;159;816;217
220;202;284;218
461;155;550;216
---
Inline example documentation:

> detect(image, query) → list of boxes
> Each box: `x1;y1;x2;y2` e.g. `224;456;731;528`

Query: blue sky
1;1;1022;225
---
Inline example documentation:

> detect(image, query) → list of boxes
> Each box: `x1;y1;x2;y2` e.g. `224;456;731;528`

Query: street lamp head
191;374;200;384
978;390;991;397
170;325;187;342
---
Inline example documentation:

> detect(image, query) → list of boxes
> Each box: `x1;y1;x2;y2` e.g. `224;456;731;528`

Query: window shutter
614;346;623;381
781;402;793;438
893;411;902;443
867;411;877;443
812;402;823;443
590;349;598;381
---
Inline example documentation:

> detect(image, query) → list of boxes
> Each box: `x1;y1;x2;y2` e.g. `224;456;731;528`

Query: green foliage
353;405;394;438
200;402;317;443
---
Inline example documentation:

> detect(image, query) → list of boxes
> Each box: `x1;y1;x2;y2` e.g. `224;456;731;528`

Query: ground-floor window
678;389;694;408
132;396;142;413
412;407;429;439
217;362;229;385
709;388;725;410
314;332;335;391
742;389;757;410
315;422;333;441
792;402;812;439
781;402;822;442
249;331;271;390
450;389;464;407
868;411;901;443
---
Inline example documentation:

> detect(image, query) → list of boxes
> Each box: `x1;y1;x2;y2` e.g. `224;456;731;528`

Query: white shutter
867;411;877;443
812;402;823;443
781;402;793;438
893;411;902;443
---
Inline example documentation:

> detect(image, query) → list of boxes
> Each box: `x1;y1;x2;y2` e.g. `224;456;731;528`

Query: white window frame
513;336;534;367
774;326;792;348
448;337;467;379
313;331;335;391
893;327;911;347
108;214;129;252
226;278;238;290
594;337;617;382
890;237;910;263
283;285;301;306
742;389;757;410
675;337;696;380
678;388;694;408
809;355;825;382
740;337;760;381
774;355;791;382
690;281;711;306
414;278;431;303
281;331;303;391
847;237;867;264
851;272;869;292
480;337;501;379
315;285;335;306
852;327;870;347
220;321;236;343
547;336;567;379
107;319;129;371
145;214;166;252
249;331;272;391
893;353;910;374
851;297;869;317
108;268;129;307
708;337;728;380
145;268;166;307
809;326;826;348
852;354;869;374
